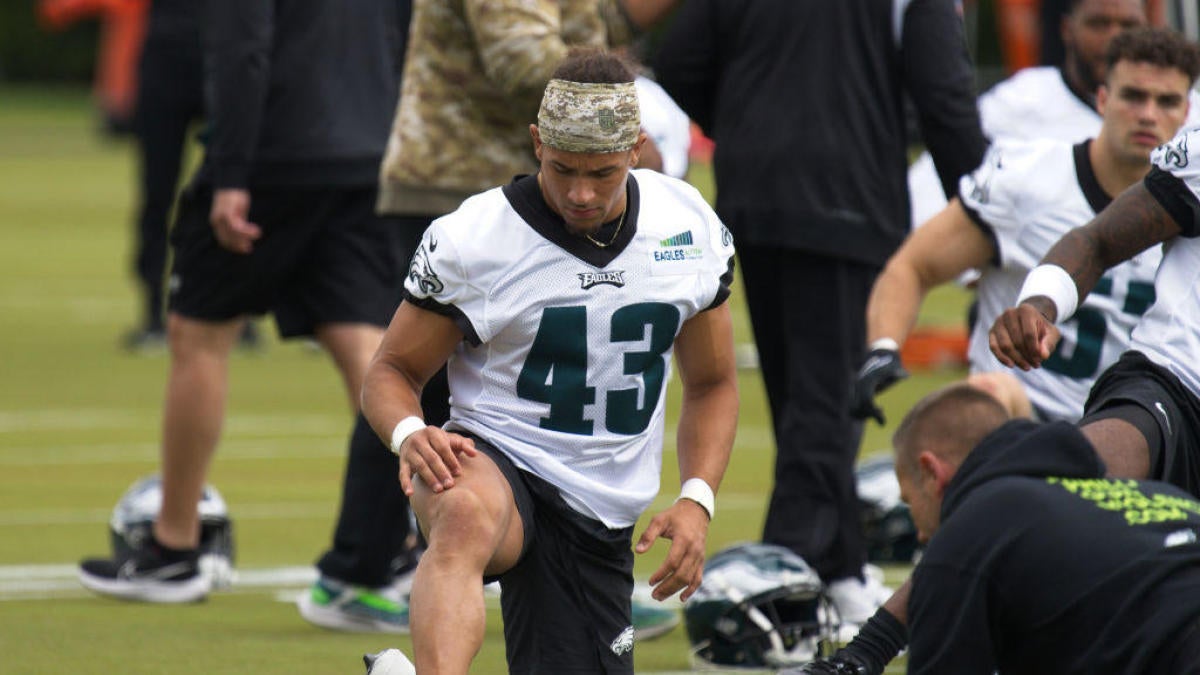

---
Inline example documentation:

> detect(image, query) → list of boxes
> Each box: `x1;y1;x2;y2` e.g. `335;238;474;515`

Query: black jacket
201;0;408;189
653;0;986;266
908;420;1200;674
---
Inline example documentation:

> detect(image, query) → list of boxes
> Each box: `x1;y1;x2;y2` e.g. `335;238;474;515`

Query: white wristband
389;416;426;456
676;478;715;520
1017;264;1078;324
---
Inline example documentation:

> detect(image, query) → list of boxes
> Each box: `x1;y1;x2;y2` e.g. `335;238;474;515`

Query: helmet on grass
684;543;838;668
109;474;236;588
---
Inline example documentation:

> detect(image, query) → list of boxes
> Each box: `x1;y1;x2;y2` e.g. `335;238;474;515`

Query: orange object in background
901;326;970;371
37;0;149;131
995;0;1041;73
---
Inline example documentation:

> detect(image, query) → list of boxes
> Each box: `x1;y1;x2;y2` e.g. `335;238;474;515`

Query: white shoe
827;573;893;625
363;648;415;675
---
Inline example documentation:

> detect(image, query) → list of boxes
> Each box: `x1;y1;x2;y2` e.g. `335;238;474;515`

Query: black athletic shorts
168;181;409;338
1083;351;1200;496
470;437;636;674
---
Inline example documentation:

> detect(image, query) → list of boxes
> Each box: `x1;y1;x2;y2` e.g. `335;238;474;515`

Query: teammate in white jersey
991;40;1200;489
851;27;1191;429
361;50;738;674
810;28;1200;675
908;0;1162;226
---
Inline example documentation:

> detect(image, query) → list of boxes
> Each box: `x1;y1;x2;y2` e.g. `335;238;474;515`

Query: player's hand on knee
398;428;477;496
635;501;709;602
210;188;262;254
849;346;907;425
989;301;1060;371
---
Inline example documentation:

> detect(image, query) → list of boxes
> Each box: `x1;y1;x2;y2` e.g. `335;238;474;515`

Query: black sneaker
79;541;210;603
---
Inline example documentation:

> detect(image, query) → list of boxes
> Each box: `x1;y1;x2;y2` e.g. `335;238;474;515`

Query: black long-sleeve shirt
908;420;1200;674
201;0;408;189
653;0;986;266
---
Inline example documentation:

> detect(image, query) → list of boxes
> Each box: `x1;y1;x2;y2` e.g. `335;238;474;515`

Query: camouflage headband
537;79;641;153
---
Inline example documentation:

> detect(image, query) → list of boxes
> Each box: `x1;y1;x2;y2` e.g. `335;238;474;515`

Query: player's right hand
849;348;908;425
397;427;477;496
988;299;1061;371
210;188;262;254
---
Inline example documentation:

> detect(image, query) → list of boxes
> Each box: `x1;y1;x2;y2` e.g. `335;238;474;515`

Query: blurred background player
120;0;260;352
78;0;409;602
908;0;1200;226
853;26;1195;425
654;0;987;631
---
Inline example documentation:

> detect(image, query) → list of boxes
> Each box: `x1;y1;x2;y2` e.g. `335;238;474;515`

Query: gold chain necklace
585;207;627;248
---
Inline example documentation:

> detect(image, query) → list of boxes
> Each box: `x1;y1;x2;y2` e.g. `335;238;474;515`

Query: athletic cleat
78;543;210;603
298;576;409;634
364;648;416;675
632;598;680;641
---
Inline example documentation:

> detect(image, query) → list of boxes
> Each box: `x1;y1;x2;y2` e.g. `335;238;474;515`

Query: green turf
0;85;968;673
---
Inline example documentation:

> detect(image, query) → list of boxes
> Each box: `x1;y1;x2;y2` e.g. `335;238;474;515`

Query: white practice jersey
910;67;1200;226
960;138;1161;421
404;170;735;528
1131;126;1200;397
636;76;692;180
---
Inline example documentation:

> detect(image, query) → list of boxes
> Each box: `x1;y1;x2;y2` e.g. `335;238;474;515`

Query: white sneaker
827;573;893;625
363;648;415;675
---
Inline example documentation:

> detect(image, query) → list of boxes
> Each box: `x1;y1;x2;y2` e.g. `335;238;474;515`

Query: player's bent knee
420;485;508;555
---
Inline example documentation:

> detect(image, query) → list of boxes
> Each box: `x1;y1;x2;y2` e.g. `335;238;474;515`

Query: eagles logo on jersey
1162;133;1189;169
408;240;444;295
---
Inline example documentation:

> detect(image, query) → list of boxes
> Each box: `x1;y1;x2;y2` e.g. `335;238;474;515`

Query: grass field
0;86;970;673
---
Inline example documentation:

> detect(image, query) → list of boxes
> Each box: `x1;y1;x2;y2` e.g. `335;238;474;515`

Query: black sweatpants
316;215;451;588
133;36;204;330
738;244;878;582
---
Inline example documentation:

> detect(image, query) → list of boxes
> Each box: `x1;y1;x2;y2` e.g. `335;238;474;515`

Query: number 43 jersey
960;138;1161;421
403;170;736;528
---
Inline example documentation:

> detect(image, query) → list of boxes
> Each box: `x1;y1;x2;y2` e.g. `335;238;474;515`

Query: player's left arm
635;301;738;602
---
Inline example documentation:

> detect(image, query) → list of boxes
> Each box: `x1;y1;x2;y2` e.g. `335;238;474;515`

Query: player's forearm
1039;186;1170;306
674;378;737;494
866;259;927;347
361;358;427;451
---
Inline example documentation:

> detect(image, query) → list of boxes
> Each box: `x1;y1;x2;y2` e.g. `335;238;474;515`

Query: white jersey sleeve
636;76;693;180
1130;125;1200;398
403;193;499;345
1148;125;1200;237
958;139;1076;268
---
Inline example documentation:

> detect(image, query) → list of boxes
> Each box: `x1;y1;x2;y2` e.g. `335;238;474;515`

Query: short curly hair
1106;26;1200;85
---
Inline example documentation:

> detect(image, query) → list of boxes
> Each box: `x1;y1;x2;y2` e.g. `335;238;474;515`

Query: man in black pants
123;0;259;352
78;0;409;605
654;0;987;629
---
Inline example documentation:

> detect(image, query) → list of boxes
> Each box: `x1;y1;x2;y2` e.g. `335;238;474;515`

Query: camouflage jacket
377;0;634;216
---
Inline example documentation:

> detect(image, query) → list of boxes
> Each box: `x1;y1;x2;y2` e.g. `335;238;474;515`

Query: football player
907;0;1200;226
854;26;1196;425
361;49;738;674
